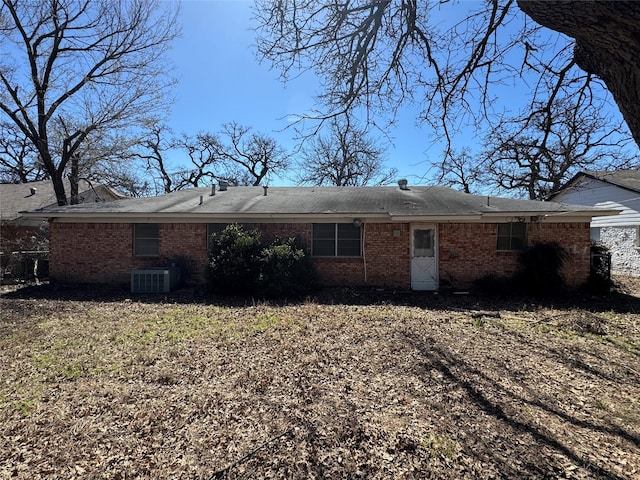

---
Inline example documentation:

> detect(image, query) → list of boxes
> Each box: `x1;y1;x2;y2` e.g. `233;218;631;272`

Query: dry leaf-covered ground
1;278;639;479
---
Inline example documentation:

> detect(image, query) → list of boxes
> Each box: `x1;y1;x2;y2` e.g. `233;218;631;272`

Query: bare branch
297;116;395;186
0;0;179;204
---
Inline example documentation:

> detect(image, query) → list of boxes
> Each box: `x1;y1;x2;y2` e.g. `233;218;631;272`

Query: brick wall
439;222;591;289
362;223;411;288
49;220;591;290
49;222;208;285
529;222;591;287
236;223;411;287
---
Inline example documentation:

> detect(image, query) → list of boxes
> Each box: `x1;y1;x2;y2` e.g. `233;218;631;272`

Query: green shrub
207;224;317;298
514;241;568;297
259;237;318;298
207;224;263;295
473;242;569;297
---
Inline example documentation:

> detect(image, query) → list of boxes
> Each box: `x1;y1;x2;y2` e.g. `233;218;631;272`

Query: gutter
20;207;621;224
23;211;393;224
389;215;482;222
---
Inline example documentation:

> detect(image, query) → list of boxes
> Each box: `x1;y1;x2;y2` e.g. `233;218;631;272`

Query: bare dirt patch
1;282;639;479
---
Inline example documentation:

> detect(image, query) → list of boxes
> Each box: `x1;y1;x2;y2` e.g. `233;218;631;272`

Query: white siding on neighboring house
552;175;640;277
554;177;640;227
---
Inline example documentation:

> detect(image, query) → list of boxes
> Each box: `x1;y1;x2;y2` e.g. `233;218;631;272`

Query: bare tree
479;97;637;200
435;148;481;195
297;117;396;186
0;121;46;183
212;122;290;186
72;129;150;197
254;1;640;153
139;122;290;193
0;0;179;205
132;120;176;195
170;132;223;190
517;1;640;148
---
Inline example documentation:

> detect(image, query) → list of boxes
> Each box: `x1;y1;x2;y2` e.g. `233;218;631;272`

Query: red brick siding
439;222;591;288
362;223;411;288
50;223;208;285
529;222;591;287
49;220;591;289
245;222;371;287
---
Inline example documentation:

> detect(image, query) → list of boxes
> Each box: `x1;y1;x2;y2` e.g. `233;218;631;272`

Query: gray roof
1;179;126;222
583;170;640;193
21;185;618;221
549;170;640;200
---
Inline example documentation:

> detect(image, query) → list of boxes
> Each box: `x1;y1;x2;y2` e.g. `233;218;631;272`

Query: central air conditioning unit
131;267;180;293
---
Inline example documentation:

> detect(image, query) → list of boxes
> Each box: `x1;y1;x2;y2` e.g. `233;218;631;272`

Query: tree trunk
38;148;68;206
70;155;80;205
50;172;67;207
517;1;640;148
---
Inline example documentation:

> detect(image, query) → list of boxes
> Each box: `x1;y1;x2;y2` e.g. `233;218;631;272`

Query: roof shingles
21;185;617;220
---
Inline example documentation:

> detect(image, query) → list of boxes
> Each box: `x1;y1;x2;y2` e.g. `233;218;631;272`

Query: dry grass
1;279;639;479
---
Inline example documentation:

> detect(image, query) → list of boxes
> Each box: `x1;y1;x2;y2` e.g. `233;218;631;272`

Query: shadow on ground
2;279;639;315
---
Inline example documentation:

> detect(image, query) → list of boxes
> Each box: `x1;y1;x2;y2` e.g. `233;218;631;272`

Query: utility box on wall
131;267;180;293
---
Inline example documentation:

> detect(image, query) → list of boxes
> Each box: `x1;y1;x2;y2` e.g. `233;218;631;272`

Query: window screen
134;224;159;256
312;223;361;257
497;223;527;251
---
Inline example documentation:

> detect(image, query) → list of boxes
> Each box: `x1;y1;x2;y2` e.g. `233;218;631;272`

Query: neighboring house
1;179;126;253
549;170;640;277
1;179;126;281
22;183;618;291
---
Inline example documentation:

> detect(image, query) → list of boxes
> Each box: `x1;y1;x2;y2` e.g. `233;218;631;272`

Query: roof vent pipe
30;187;37;195
199;195;203;205
210;184;216;196
219;180;228;191
263;185;268;196
398;179;409;190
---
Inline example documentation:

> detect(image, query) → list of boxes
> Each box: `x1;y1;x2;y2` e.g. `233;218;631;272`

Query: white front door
411;224;438;290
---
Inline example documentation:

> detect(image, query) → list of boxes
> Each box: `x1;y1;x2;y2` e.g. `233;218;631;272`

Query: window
413;229;435;257
497;223;527;251
312;223;361;257
133;224;159;256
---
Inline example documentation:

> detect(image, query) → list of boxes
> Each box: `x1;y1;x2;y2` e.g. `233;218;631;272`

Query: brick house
1;179;127;252
1;179;126;281
22;183;618;291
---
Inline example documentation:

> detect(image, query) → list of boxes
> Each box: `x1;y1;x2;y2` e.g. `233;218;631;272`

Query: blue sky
166;1;631;189
168;0;435;185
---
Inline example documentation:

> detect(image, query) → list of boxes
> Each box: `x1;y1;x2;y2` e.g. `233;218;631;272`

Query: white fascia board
540;209;621;222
